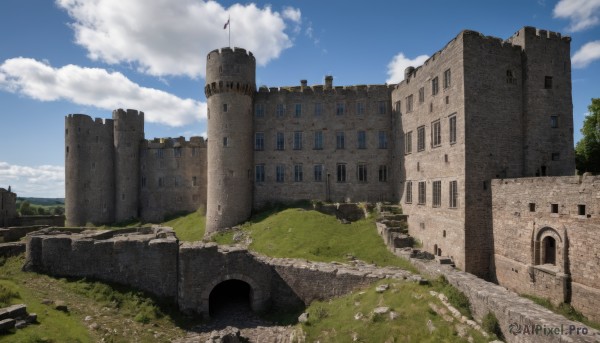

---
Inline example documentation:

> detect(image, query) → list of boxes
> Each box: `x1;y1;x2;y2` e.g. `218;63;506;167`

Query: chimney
300;79;307;91
404;67;415;80
325;75;333;90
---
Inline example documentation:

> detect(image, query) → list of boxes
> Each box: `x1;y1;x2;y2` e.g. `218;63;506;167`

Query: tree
575;98;600;174
19;201;35;216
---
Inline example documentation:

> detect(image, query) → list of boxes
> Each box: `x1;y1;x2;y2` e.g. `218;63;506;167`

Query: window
223;103;228;112
405;131;412;154
314;164;323;182
433;181;441;207
255;103;265;117
378;101;386;115
449;181;458;208
378;131;388;149
529;203;536;212
174;176;181;187
294;164;303;182
432;76;439;95
405;181;413;203
295;103;302;118
293;131;303;150
276;132;285;150
223;137;229;147
254;132;264;151
336;102;345;115
314;103;322;116
578;204;586;216
419;87;425;103
156;149;164;158
276;103;285;117
406;94;414;113
357;131;367;149
276;165;285;182
449;115;457;144
357;163;367;182
255;165;265;182
356;102;365;115
418;181;426;204
552;152;560;161
337;163;347;182
314;131;323;150
542;236;556;265
544;76;553;89
395;101;401;113
158;177;164;187
417;126;425;152
443;68;451;88
550;115;558;128
192;176;198;187
378;165;387;182
432;120;441;147
506;70;516;84
336;131;345;149
192;147;198;156
551;203;559;213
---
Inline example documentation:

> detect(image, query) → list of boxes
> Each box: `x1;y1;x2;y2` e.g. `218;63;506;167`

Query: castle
64;26;600;321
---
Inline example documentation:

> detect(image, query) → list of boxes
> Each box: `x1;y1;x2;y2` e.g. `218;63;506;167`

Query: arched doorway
209;279;252;317
542;236;556;265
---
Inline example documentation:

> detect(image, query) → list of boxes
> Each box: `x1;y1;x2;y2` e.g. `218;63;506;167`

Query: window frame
254;132;265;151
449;115;457;144
357;163;368;183
433;180;442;208
294;164;303;182
336;163;347;183
336;131;345;149
418;181;426;205
406;181;413;204
255;164;265;182
357;130;367;149
417;126;426;152
432;76;439;95
293;131;303;150
276;132;285;150
432;120;441;147
449;180;458;208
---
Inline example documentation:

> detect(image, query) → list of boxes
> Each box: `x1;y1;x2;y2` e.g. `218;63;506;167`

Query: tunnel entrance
208;279;252;317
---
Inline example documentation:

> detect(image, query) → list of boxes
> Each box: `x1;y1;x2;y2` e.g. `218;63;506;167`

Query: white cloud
55;0;300;78
0;162;64;198
553;0;600;32
282;7;301;23
0;57;205;126
573;40;600;68
386;53;429;84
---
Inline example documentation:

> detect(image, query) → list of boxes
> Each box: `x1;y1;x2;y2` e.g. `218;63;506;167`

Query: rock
54;301;69;313
373;307;389;314
409;275;429;285
298;312;309;323
354;301;360;306
354;312;364;320
89;322;99;330
429;290;438;297
15;320;28;329
0;318;16;333
0;304;27;320
437;293;448;302
375;284;389;293
85;315;93;321
41;299;53;305
26;313;37;323
389;311;399;320
455;323;468;337
427;319;436;333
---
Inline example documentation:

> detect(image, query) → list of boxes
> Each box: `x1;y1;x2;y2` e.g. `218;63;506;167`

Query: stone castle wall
253;83;393;207
492;175;600;322
0;188;17;227
140;137;207;222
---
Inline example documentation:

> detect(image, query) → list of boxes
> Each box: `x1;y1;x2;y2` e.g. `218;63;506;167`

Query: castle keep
65;26;600;321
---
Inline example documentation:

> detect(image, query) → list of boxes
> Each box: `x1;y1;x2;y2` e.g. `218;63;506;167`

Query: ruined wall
140;137;207;222
253;83;393;207
25;227;179;298
391;30;467;271
492;175;600;322
65;114;115;226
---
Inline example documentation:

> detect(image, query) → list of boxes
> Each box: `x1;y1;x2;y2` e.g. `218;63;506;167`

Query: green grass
433;276;472;319
523;294;600;330
214;207;416;271
161;210;206;242
299;279;488;342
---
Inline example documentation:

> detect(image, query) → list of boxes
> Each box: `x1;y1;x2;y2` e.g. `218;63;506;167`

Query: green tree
37;207;48;215
19;201;35;216
575;98;600;174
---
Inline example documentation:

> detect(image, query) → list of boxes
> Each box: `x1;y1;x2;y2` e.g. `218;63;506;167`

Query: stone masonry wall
253;83;393;207
492;175;600;322
25;227;179;299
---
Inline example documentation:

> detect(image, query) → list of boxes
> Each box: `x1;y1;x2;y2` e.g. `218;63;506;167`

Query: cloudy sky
1;0;599;197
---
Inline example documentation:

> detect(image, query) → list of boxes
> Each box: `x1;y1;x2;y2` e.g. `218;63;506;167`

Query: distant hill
16;197;65;206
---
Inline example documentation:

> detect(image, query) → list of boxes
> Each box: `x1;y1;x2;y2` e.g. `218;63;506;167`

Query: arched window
542;236;556;265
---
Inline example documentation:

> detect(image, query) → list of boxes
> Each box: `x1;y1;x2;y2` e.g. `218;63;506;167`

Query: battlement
491;174;600;188
507;26;571;44
65;113;114;127
207;47;255;61
112;108;144;121
142;136;207;149
256;83;392;95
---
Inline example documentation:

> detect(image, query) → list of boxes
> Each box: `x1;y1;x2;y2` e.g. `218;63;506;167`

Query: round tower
65;114;114;226
205;47;256;235
113;109;144;223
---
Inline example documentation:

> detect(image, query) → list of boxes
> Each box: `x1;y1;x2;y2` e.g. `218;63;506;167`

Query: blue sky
1;0;599;197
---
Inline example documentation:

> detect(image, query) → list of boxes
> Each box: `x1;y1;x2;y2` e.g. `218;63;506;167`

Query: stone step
0;304;27;321
435;256;454;265
0;318;15;333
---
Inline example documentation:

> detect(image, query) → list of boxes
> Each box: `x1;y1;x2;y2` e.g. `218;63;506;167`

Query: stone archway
542;236;556;265
533;226;563;268
209;279;252;317
200;273;268;318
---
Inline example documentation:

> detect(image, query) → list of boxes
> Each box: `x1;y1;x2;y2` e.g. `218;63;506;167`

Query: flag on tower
224;18;230;29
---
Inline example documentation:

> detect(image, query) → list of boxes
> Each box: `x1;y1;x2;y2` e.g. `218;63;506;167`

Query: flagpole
228;14;231;47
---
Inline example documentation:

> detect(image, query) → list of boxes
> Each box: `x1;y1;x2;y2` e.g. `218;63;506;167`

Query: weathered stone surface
0;304;27;321
375;284;389;293
373;307;389;315
0;242;26;257
297;312;309;323
0;318;16;333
